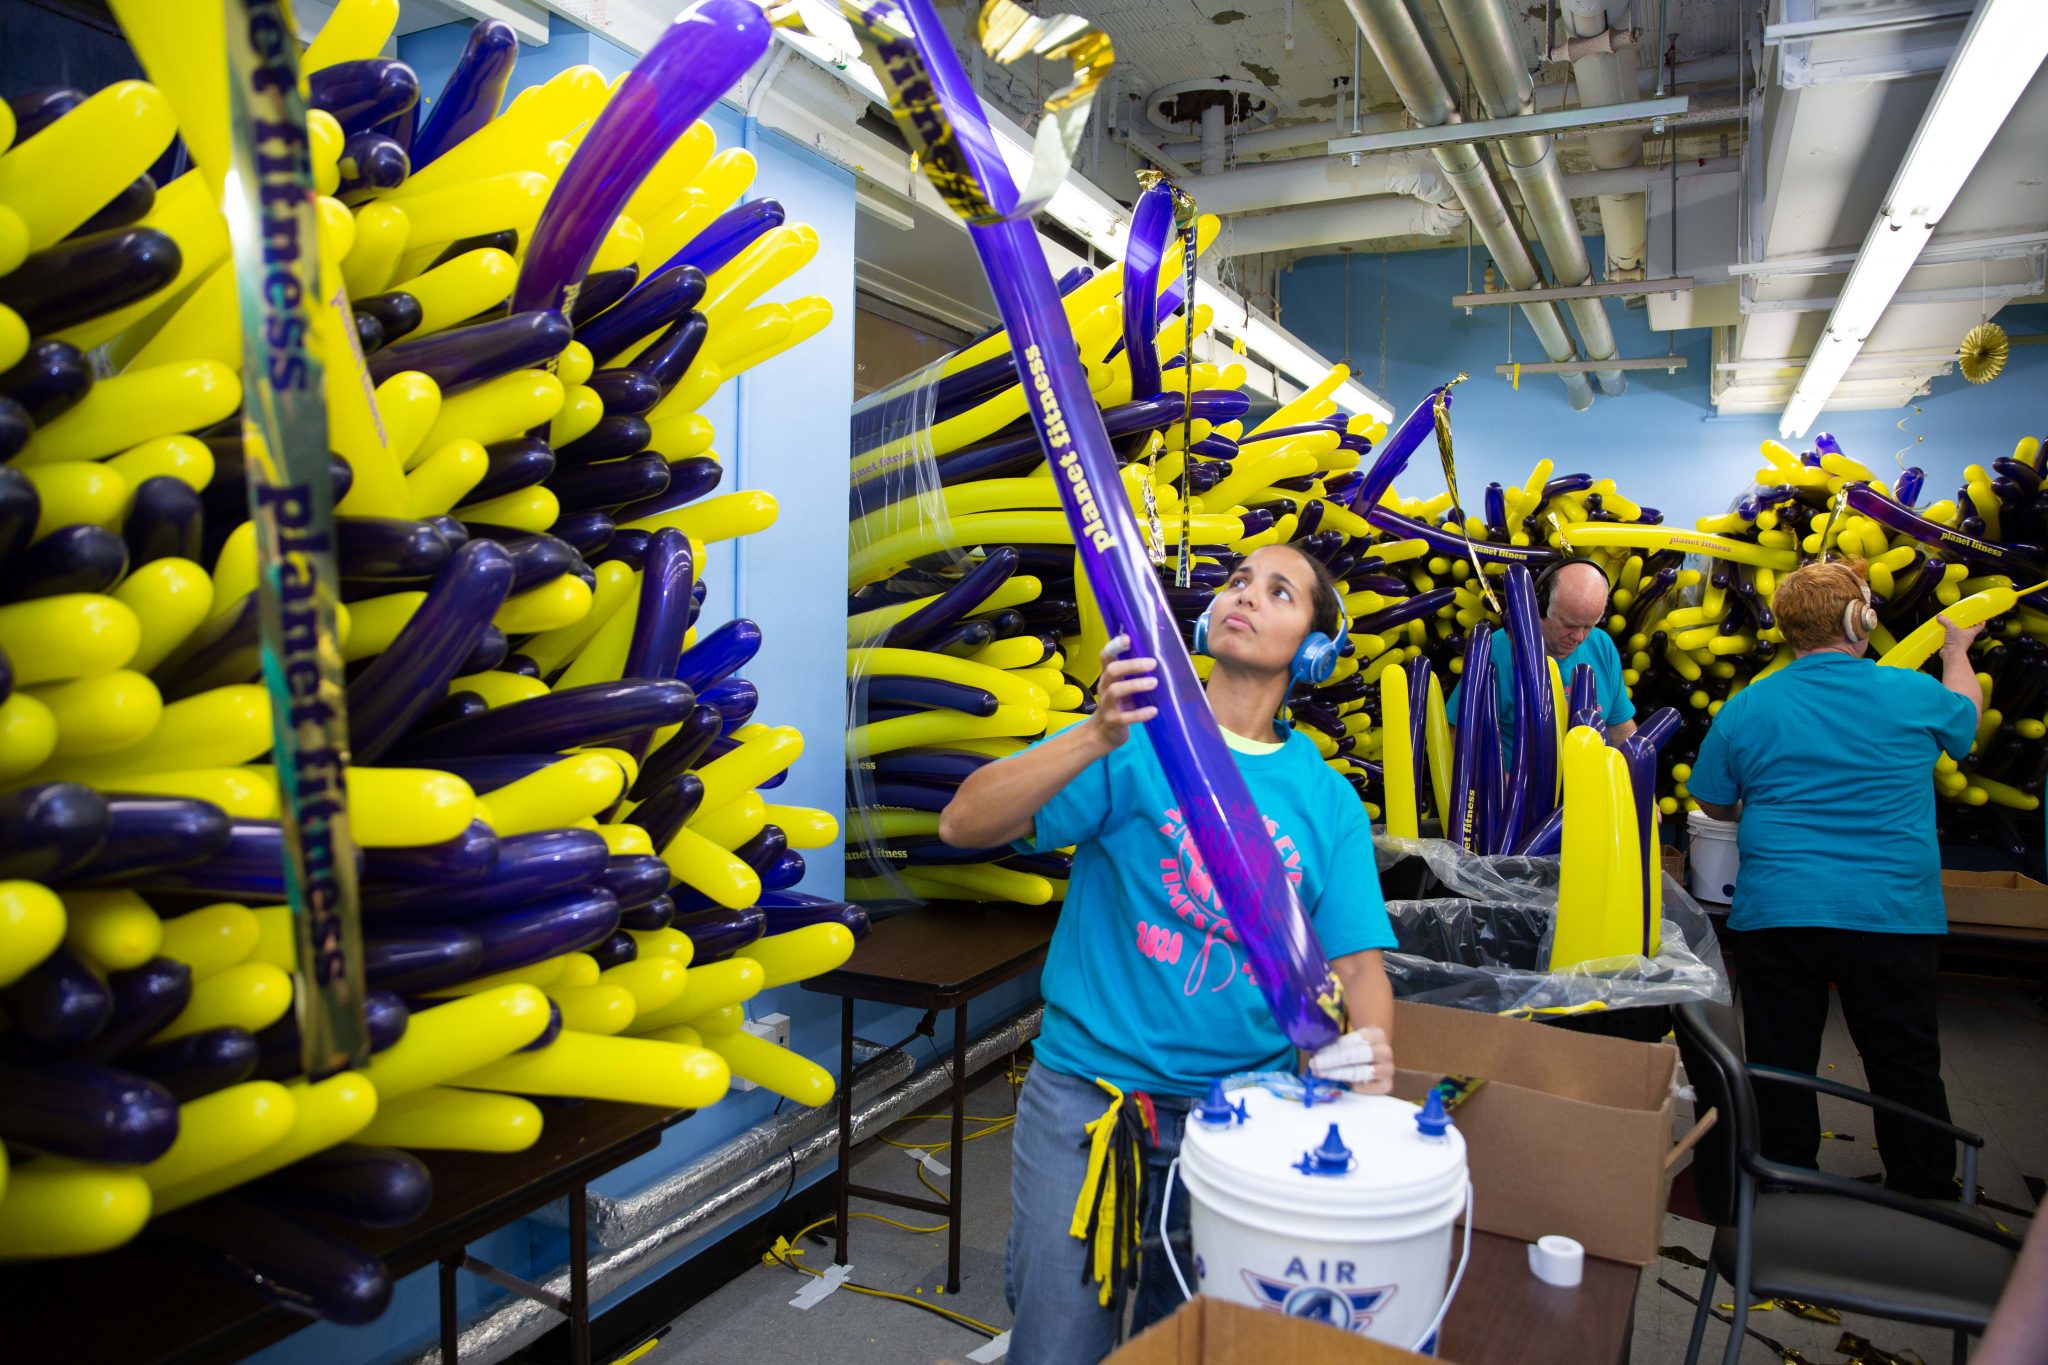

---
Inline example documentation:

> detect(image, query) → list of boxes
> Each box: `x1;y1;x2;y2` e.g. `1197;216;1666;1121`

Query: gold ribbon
1432;373;1497;610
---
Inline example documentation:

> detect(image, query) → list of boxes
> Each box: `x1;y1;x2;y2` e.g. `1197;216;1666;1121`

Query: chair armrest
1745;1065;1986;1147
1749;1160;2022;1250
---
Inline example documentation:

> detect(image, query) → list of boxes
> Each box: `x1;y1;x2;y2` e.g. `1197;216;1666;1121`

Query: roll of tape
1527;1234;1584;1288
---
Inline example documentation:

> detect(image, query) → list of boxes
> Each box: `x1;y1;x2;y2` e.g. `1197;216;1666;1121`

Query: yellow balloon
700;223;814;328
621;489;778;542
420;367;565;454
0;204;24;276
848;704;1045;760
316;288;411;524
0;595;139;685
389;247;519;338
113;558;213;674
26;671;162;757
156;902;259;980
361;985;553;1101
627;957;761;1034
683;793;767;851
592;214;644;272
0;81;175;250
456;484;560;535
154;1071;377;1214
376;371;446;472
621;121;717;226
451;670;550;710
525;560;637;677
762;804;838;849
598;957;688;1015
405;437;490;516
494;574;593;635
661;825;761;910
848;647;1050;710
547;383;605;449
452;1030;730;1108
106;435;214;492
303;0;400;71
19;360;239;467
358;1087;541;1152
624;928;695;963
595;822;655;857
555;952;603;989
56;175;229;353
557;341;595;388
138;1081;296;1192
342;201;411;298
0;694;58;781
551;983;638;1035
61;890;161;974
0;881;65;989
479;752;624;838
556;570;643;689
700;1029;834;1106
0;304;23;371
738;924;856;990
395;66;607;202
0;1165;152;1259
150;961;292;1044
399;172;552;257
40;684;269;782
1378;663;1419;839
124;259;238;371
420;956;568;998
24;462;128;538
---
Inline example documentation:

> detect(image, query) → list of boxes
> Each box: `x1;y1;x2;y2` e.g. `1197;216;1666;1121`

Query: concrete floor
648;976;2045;1365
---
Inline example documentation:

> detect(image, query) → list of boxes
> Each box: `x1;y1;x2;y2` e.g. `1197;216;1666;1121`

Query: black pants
1732;926;1956;1199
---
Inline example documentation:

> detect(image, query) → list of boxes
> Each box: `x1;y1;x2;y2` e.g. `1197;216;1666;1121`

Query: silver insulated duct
1435;0;1627;396
1342;0;1595;410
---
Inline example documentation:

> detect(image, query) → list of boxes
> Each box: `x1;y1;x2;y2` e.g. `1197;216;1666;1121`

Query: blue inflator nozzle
1195;1079;1247;1127
1293;1122;1354;1176
1416;1088;1451;1138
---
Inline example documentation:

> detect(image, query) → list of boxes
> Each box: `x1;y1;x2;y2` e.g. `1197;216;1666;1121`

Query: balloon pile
0;0;863;1323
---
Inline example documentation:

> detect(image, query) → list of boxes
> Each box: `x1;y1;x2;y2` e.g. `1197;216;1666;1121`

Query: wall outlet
732;1011;792;1091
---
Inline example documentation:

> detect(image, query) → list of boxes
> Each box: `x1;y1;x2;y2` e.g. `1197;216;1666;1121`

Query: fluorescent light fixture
1780;0;2048;437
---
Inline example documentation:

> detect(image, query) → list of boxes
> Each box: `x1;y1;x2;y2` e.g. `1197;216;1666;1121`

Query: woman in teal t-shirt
941;543;1399;1365
1689;559;1982;1199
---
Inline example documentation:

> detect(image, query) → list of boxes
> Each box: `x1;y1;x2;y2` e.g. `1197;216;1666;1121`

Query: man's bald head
1540;560;1610;659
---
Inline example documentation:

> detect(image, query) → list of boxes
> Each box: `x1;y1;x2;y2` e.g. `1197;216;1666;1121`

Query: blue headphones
1193;588;1351;689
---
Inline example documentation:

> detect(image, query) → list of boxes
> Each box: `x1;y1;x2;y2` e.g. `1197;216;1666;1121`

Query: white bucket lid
1180;1084;1467;1220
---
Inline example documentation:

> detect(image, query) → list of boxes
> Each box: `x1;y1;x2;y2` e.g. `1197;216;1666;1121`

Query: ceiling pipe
1562;0;1649;281
1343;0;1594;409
1182;148;1459;216
1435;0;1626;397
1218;196;1469;256
1200;102;1228;175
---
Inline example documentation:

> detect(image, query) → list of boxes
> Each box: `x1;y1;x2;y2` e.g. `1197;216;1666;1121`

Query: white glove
1308;1026;1393;1094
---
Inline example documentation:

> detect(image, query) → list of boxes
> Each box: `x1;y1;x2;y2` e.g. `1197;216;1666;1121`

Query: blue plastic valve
1195;1079;1247;1126
1416;1088;1451;1138
1294;1122;1354;1176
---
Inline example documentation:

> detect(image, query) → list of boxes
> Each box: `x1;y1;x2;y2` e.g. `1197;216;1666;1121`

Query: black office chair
1672;999;2019;1365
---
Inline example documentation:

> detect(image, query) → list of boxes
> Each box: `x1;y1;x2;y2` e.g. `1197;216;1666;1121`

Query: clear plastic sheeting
1372;835;1730;1016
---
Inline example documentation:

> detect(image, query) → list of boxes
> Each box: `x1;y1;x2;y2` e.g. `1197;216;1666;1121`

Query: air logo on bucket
1242;1259;1396;1334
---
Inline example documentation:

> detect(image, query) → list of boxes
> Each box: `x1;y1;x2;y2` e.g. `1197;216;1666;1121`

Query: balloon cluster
0;0;861;1321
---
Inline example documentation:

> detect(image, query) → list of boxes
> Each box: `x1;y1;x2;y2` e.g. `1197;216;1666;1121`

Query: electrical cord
766;1214;1003;1338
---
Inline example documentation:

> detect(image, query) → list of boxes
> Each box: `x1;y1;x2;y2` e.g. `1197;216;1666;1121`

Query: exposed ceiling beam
1325;96;1689;157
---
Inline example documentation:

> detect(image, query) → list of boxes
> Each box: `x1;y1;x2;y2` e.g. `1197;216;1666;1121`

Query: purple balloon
0;781;108;881
410;20;519;169
1364;503;1559;570
307;59;419;137
62;796;232;886
631;700;724;799
600;855;673;912
153;1196;393;1325
758;848;805;891
551;450;669;512
1353;585;1456;636
401;679;696;759
1498;565;1557;852
878;547;1017;648
1450;625;1496;852
613;456;724;524
363;828;609;922
126;1026;260;1102
1117;181;1177;402
1844;482;2045;578
362;821;500;883
618;529;696;758
250;1144;433;1230
671;905;765;961
573;265;706;368
363;927;485;994
620;894;676;932
629;772;705;850
675;618;761;692
0;1052;178;1163
347;539;516;762
366;309;569;391
588;368;664;416
649;197;784;280
1620;706;1681;954
470;888;620;974
1568;663;1602;730
80;957;192;1062
635;312;709;393
472;437;558;503
337;132;409;204
511;0;771;318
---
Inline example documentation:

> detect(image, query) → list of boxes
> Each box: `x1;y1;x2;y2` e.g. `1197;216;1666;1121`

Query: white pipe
1218;196;1467;256
1161;53;1738;157
1556;154;1738;198
1564;0;1649;280
1200;102;1227;176
1182;149;1458;216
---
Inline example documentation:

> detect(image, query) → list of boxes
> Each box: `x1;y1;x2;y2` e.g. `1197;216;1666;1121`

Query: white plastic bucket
1687;809;1740;904
1166;1085;1469;1354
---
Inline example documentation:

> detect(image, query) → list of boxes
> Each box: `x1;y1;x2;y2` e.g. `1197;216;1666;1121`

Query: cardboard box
1107;1296;1441;1364
1942;869;2048;931
1389;1000;1708;1266
1660;843;1685;887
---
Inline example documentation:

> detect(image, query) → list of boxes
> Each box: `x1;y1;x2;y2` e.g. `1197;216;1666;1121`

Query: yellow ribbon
1069;1079;1140;1308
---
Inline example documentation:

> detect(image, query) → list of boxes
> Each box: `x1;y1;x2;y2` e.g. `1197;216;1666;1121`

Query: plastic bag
1372;835;1730;1016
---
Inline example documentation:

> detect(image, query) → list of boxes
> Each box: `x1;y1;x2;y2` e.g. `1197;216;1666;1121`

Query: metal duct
405;1007;1044;1365
1562;0;1648;282
1342;0;1595;409
1219;196;1468;256
1183;149;1459;217
1435;0;1626;397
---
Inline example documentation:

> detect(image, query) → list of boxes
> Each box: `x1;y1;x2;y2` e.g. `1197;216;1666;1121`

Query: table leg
439;1257;459;1363
837;995;854;1270
947;1003;968;1294
569;1184;590;1365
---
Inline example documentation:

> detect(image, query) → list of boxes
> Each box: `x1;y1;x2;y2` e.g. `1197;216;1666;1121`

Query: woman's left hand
1308;1026;1394;1095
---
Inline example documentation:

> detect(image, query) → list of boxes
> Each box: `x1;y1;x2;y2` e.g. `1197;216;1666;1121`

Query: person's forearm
1942;649;1986;721
1975;1213;2048;1365
1607;717;1637;743
939;722;1109;849
1333;950;1393;1040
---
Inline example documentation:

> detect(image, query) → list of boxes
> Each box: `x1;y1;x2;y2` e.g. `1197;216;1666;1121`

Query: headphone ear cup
1193;601;1213;656
1843;601;1878;643
1293;631;1338;687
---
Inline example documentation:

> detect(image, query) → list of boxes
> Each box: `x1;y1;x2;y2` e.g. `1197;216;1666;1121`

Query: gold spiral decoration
1959;321;2010;384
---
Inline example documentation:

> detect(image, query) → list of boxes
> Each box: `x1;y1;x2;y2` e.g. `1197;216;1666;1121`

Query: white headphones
1842;582;1879;643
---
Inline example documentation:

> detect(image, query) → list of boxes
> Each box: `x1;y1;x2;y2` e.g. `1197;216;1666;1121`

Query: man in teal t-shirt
1447;559;1636;749
1686;559;1982;1200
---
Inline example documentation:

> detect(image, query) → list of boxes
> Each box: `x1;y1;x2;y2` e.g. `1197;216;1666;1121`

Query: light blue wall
1278;243;2048;519
252;25;1044;1365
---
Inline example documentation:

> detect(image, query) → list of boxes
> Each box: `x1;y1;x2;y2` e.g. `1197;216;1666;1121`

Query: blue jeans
1004;1066;1193;1365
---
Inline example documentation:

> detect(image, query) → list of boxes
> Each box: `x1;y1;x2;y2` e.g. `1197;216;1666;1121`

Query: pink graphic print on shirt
1155;807;1305;996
